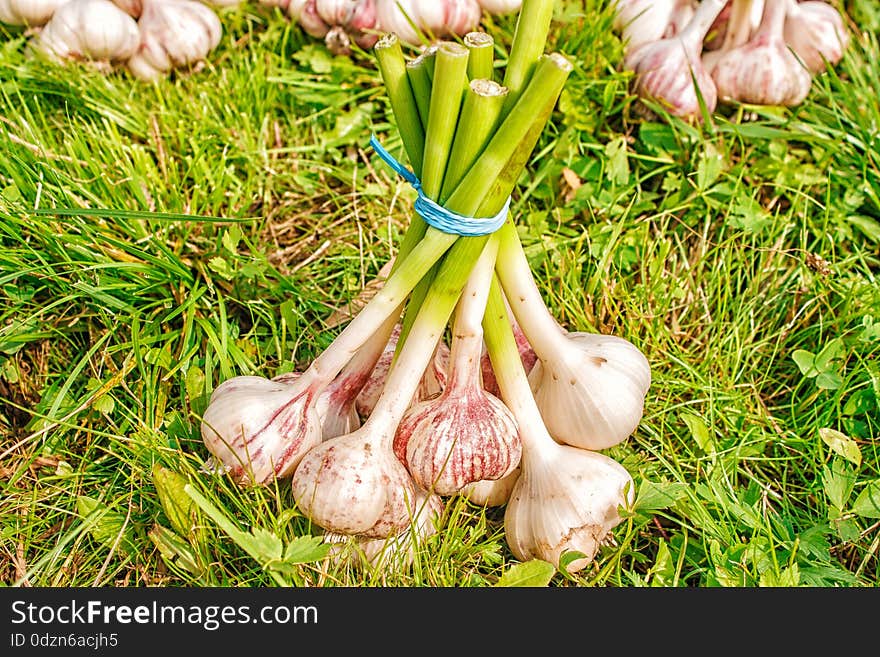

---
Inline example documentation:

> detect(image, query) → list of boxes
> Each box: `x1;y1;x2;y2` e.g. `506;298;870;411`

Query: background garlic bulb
127;0;222;81
31;0;140;64
783;0;849;74
0;0;67;25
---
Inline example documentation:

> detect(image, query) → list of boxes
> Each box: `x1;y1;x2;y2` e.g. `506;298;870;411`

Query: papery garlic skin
200;375;322;486
504;445;634;573
291;427;417;538
127;0;222;81
32;0;140;63
0;0;66;26
324;488;442;570
783;0;849;74
529;332;650;451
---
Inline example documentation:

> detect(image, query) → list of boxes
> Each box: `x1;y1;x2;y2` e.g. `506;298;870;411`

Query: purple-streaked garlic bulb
314;0;379;55
625;0;728;119
393;326;521;496
200;375;322;486
324;488;443;570
31;0;140;64
783;0;849;74
126;0;222;81
393;235;520;496
712;0;812;105
0;0;66;25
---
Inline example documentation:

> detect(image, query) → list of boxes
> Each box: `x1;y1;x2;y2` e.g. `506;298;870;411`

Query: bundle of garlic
199;0;652;575
615;0;850;121
266;0;523;55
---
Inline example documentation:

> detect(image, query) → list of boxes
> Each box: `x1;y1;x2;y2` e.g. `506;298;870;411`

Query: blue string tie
370;134;510;237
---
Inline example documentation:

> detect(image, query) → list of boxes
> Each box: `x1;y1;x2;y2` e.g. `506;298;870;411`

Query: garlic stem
375;33;425;176
501;0;555;112
494;218;567;357
464;30;495;81
405;45;438;132
754;0;786;39
724;0;756;49
678;0;728;48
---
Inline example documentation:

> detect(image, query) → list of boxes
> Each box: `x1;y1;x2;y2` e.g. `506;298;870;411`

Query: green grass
1;1;878;587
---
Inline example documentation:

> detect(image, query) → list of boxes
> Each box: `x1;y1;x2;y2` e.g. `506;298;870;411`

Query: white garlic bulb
31;0;140;63
0;0;66;25
505;445;635;573
528;332;651;451
783;0;849;74
291;425;418;538
625;0;727;119
612;0;689;51
127;0;222;81
712;0;812;105
200;375;323;486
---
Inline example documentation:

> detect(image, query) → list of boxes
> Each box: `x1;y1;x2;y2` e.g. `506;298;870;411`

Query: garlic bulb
702;0;763;72
711;0;812;105
31;0;140;63
783;0;849;74
612;0;688;51
324;488;442;570
527;332;651;451
0;0;66;26
495;222;651;452
505;445;635;573
624;0;728;119
291;421;418;538
393;241;521;496
127;0;222;81
200;375;323;486
482;275;636;573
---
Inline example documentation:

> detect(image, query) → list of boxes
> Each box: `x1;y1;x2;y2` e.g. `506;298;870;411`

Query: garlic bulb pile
6;0;223;78
269;0;524;55
616;0;850;121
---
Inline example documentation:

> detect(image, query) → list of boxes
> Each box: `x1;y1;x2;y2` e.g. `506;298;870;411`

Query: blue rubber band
370;134;510;237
